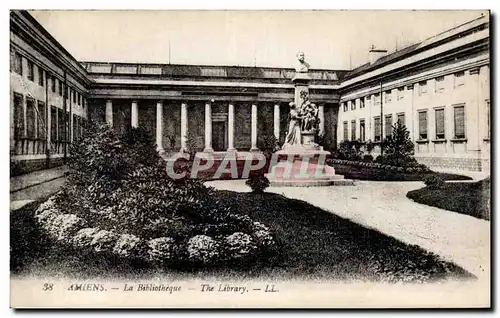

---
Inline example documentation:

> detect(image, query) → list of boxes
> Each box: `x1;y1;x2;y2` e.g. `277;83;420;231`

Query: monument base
265;147;354;187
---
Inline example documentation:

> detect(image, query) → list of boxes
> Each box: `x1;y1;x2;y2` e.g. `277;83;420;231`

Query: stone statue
301;102;319;132
295;51;310;73
283;102;303;147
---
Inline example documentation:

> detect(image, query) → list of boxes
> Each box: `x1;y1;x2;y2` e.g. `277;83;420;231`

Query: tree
378;122;419;167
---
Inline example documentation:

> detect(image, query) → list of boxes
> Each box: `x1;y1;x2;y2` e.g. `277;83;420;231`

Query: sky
29;10;484;70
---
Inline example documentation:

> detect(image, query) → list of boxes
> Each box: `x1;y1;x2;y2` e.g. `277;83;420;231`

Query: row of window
417;105;466;141
11;51;86;107
13;93;86;143
343;113;406;142
342;71;469;112
342;105;467;143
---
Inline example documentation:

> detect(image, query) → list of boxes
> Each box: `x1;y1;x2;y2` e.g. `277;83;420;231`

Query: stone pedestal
265;147;353;187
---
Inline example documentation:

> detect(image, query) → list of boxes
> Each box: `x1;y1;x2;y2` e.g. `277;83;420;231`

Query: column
250;103;258;151
180;102;188;153
47;102;51;150
273;103;280;141
204;101;213;152
227;103;236;151
131;100;139;128
156;100;164;153
105;100;113;127
318;104;325;136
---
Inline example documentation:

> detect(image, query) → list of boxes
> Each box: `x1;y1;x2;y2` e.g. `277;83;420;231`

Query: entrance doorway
212;121;226;151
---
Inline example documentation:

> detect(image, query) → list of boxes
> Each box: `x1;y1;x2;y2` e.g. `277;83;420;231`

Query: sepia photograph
8;8;491;309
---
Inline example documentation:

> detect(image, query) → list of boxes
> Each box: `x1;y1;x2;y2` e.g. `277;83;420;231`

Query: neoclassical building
10;10;490;174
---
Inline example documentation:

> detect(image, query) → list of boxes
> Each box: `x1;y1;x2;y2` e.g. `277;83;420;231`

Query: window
435;76;445;92
78;93;81;106
360;119;366;142
486;100;490;139
418;111;428;140
57;109;64;141
385;90;392;103
51;76;56;93
374;93;381;104
26;98;36;139
435;108;445;140
14;52;22;75
13;93;24;140
397;113;405;127
59;81;63;96
351;120;356;140
454;71;465;88
418;81;427;95
51;106;57;142
343;102;348;112
73;114;78;141
360;98;365;109
385;114;393;138
454;105;465;139
27;59;34;81
37;101;46;140
343;121;348;141
343;121;349;140
374;116;381;142
397;87;405;100
38;67;44;87
349;100;355;111
73;89;77;103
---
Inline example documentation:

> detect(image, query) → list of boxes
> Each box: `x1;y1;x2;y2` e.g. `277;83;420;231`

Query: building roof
343;14;489;81
80;61;348;84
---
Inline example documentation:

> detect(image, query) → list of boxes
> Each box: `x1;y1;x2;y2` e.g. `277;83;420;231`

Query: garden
10;123;475;283
327;123;472;182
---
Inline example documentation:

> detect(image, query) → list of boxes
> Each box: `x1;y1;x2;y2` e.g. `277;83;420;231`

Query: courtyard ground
206;179;490;282
10;166;67;211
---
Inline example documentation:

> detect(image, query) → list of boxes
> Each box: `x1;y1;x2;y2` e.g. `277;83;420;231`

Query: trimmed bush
246;174;270;193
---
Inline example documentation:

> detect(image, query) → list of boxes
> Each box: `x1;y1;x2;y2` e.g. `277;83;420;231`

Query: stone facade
9;10;490;174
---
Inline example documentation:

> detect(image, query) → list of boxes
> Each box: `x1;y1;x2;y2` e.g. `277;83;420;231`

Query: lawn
11;191;474;283
407;178;491;221
330;163;472;182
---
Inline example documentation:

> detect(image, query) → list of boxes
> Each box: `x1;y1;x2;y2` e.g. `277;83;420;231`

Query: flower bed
34;193;275;267
327;158;430;173
327;159;472;182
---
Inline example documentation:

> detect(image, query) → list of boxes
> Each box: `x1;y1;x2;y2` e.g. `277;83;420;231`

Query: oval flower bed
34;193;276;267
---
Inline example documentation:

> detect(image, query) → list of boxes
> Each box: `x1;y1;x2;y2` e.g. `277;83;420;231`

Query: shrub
50;214;87;241
73;228;100;248
187;235;220;264
362;154;374;162
90;230;119;253
113;234;142;258
34;123;276;268
245;174;270;193
377;122;425;169
258;135;280;154
424;175;445;189
334;140;363;161
147;237;176;263
224;232;257;259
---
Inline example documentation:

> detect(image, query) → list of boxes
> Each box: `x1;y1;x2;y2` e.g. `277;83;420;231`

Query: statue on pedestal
283;102;303;147
295;51;310;73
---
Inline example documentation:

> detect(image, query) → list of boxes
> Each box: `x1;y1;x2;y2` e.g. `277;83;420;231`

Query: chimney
368;46;388;65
